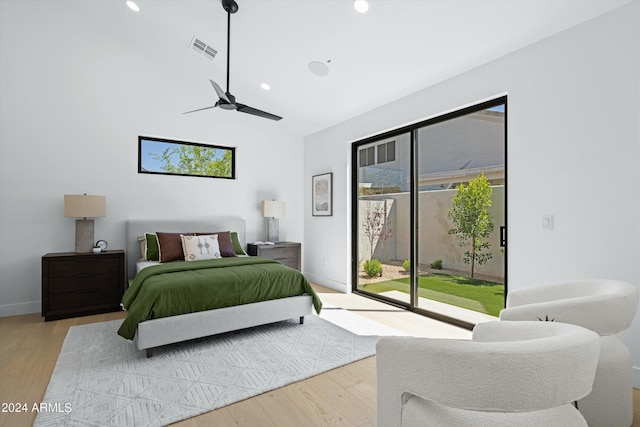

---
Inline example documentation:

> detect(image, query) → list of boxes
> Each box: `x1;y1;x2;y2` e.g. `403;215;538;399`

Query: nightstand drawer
279;258;300;270
247;242;301;271
262;246;297;260
48;272;121;293
48;257;120;277
48;288;121;311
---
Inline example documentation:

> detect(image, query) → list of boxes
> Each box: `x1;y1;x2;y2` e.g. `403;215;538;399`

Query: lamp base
75;219;95;253
268;218;280;243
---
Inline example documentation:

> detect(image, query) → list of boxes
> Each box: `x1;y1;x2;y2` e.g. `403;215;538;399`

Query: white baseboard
303;272;349;293
0;300;40;318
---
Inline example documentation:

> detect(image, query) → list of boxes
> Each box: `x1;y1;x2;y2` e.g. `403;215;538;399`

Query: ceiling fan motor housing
222;0;238;14
219;93;236;110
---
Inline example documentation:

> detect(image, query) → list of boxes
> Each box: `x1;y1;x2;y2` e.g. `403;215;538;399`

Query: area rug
34;313;385;427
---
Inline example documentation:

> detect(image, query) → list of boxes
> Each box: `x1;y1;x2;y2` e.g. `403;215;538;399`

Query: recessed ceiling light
353;0;369;13
308;61;329;77
260;83;271;90
126;1;140;12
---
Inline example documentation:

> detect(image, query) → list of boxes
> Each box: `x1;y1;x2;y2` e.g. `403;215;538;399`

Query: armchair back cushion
376;321;600;427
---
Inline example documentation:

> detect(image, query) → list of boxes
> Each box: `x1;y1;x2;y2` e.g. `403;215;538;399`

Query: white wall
0;2;305;316
304;3;640;385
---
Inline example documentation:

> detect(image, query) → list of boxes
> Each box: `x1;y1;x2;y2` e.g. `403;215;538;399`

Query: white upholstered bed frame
125;218;313;357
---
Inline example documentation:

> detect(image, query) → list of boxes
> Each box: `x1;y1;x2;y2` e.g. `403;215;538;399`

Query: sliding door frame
350;96;508;330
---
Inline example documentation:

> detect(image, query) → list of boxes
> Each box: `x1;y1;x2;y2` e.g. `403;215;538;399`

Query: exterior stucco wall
358;186;505;279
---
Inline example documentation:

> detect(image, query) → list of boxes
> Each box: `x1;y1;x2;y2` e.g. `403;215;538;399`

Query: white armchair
376;321;600;427
500;279;638;427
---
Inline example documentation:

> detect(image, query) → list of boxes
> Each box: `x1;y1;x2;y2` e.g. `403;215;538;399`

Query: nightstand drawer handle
74;273;97;278
74;289;98;294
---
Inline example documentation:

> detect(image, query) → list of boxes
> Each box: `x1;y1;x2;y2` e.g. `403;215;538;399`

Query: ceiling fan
183;0;282;121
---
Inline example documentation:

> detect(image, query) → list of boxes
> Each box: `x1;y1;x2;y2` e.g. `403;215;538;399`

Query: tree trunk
471;236;476;278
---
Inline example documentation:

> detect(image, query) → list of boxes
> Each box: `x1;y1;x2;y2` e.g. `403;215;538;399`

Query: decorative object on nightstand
64;194;106;253
95;239;108;252
247;242;300;271
41;250;125;321
261;200;286;243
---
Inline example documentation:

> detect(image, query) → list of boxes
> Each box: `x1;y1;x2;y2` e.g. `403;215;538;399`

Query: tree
378;225;394;262
151;145;232;177
447;172;494;278
362;201;390;260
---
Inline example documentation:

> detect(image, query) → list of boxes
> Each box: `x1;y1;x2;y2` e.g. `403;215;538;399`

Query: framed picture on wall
312;172;333;216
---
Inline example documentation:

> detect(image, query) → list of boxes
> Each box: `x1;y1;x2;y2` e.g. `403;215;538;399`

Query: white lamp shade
64;194;106;218
261;200;286;218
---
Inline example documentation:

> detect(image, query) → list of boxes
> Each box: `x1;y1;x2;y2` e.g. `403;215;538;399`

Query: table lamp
261;200;285;243
64;194;106;252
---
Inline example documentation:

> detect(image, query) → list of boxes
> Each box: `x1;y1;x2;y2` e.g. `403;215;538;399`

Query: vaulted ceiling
68;0;630;136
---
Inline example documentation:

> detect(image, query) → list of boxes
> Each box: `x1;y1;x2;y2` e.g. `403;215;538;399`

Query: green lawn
360;274;505;317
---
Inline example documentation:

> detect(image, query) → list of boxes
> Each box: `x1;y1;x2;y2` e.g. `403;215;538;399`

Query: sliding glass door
414;105;505;324
352;97;506;327
355;132;411;306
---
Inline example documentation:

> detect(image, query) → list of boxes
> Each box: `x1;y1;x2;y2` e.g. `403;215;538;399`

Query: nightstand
41;250;126;321
247;242;301;271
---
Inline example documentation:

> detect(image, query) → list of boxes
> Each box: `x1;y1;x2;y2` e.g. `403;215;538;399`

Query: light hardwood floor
1;284;638;426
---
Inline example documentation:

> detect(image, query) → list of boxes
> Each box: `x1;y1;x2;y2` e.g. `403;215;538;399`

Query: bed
120;217;322;357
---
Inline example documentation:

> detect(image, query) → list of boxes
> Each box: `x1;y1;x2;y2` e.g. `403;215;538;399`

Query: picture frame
312;172;333;216
138;136;235;179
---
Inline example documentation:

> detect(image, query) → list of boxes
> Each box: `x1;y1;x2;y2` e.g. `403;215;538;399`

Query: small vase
92;247;101;253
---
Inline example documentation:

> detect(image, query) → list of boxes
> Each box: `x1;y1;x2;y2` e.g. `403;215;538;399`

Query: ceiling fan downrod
221;0;237;94
226;11;231;94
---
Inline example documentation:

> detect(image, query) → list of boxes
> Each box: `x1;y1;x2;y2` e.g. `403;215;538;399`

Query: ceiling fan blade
209;80;231;104
182;105;217;115
236;103;282;121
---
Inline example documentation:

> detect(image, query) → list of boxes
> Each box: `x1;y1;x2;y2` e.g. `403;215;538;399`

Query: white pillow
180;234;222;261
138;235;147;261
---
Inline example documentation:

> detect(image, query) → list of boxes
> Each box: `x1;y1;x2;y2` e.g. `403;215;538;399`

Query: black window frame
138;135;236;180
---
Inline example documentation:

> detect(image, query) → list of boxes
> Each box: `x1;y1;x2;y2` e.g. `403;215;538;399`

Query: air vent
189;36;217;61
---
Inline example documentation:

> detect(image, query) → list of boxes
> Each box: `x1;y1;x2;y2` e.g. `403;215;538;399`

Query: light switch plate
541;215;554;230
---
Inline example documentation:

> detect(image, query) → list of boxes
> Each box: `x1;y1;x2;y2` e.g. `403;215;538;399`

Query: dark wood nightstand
42;250;126;321
247;242;301;271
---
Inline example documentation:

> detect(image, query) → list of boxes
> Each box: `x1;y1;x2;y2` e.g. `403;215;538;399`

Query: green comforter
117;256;322;340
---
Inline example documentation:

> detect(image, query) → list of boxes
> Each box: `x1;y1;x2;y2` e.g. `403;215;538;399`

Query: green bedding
118;256;322;340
